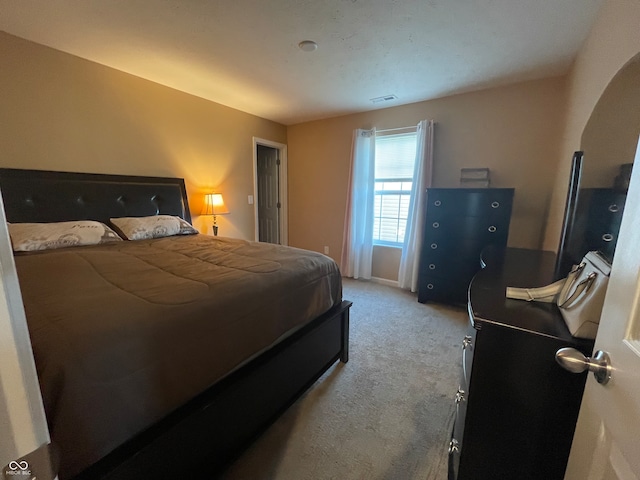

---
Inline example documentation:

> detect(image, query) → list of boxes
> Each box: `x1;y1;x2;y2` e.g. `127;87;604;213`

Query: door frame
252;137;288;245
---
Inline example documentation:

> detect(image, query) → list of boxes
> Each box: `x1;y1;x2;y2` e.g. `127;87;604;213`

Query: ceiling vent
370;94;398;104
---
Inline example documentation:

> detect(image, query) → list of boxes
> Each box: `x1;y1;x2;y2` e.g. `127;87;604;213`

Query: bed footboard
73;300;352;480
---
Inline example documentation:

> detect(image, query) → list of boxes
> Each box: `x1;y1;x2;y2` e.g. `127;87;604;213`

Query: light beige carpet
221;279;468;480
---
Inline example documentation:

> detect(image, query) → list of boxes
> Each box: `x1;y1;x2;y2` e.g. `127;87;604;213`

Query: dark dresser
556;187;626;278
572;188;626;263
417;188;514;305
449;247;595;480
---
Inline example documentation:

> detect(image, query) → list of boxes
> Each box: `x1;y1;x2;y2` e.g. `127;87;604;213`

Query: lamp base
212;225;219;236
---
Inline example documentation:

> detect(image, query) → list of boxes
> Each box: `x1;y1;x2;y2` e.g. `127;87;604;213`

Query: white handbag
506;251;611;339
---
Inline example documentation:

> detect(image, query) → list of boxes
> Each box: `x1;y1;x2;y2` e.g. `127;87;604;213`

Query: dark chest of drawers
417;188;514;305
449;248;594;480
557;187;627;277
570;188;626;263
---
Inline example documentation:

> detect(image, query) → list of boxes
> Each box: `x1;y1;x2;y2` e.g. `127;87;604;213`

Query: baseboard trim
370;276;399;288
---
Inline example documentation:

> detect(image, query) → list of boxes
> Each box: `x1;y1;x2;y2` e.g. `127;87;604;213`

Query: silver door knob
555;348;612;385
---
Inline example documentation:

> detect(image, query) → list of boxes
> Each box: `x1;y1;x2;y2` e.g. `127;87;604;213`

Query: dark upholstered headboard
0;168;191;224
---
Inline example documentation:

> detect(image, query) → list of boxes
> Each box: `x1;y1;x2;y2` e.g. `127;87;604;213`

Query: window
373;132;417;245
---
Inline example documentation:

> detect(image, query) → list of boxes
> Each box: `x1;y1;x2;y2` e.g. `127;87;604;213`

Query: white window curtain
341;128;376;279
398;119;435;291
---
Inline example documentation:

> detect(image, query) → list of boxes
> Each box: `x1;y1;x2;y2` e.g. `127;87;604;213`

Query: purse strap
556;261;585;303
505;261;584;303
558;271;597;309
506;278;567;302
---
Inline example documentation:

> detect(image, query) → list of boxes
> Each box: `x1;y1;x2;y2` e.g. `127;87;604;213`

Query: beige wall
371;245;403;281
288;77;566;279
579;57;640;189
0;32;287;239
543;0;640;251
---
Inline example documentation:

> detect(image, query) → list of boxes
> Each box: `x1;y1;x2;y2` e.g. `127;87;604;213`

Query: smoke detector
298;40;318;52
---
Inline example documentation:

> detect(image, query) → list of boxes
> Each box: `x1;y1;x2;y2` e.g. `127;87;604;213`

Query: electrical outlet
324;246;330;255
248;195;254;205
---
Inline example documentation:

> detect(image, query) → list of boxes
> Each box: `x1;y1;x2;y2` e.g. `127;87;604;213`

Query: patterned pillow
110;215;198;241
9;221;123;252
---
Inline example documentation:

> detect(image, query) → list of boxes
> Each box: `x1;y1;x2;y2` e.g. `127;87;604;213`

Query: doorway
252;137;288;245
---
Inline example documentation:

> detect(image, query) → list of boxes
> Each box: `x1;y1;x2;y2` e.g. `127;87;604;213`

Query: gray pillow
110;215;198;240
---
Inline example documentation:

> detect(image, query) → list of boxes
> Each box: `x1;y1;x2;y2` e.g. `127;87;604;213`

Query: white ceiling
0;0;603;125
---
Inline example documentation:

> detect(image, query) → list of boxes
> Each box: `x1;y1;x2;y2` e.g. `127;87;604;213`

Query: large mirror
556;55;640;277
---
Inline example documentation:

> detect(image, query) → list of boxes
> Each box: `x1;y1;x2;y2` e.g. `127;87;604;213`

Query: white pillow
110;215;197;240
9;221;123;252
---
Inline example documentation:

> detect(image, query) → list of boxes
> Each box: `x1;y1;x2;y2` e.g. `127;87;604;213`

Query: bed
0;168;351;480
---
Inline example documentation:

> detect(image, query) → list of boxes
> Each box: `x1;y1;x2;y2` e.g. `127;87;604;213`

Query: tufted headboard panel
0;168;192;224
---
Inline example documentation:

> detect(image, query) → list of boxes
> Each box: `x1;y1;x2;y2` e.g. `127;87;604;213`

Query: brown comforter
15;235;342;478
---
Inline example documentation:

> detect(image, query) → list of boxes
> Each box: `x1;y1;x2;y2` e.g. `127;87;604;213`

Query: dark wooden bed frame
0;168;351;480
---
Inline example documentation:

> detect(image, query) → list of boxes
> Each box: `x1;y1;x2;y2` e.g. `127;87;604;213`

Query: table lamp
202;193;229;236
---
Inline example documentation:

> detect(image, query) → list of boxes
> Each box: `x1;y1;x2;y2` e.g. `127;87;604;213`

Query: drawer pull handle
449;439;460;454
455;388;466;404
491;201;500;208
427;283;434;290
432;222;440;228
602;233;614;242
431;243;438;249
609;204;619;213
434;200;442;207
488;225;497;233
462;335;473;350
429;264;436;270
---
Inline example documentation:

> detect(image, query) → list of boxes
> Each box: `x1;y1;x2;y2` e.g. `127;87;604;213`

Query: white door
0;190;52;475
563;138;640;480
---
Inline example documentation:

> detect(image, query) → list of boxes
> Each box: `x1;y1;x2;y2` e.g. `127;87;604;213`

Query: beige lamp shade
202;193;229;236
201;193;229;216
